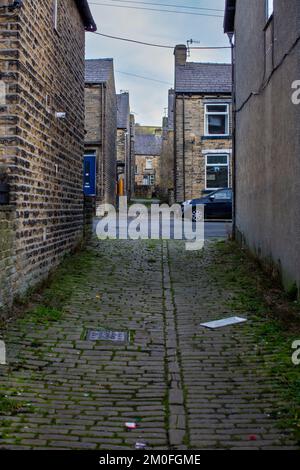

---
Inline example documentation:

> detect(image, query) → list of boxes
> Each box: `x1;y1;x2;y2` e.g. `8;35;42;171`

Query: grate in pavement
86;329;128;343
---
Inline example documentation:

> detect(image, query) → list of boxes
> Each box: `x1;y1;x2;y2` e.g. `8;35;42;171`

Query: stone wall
129;114;135;198
0;0;86;311
174;95;232;202
0;206;16;319
159;126;174;203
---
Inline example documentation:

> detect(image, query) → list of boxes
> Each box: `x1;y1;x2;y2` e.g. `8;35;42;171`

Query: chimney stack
174;44;187;66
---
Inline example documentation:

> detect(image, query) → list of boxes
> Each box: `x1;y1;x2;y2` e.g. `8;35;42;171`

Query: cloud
86;0;230;125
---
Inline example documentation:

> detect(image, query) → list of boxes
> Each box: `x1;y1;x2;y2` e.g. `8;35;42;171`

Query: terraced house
173;45;232;202
84;59;117;208
134;129;162;198
0;0;96;317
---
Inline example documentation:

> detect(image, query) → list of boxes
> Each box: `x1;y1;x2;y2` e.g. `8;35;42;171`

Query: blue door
83;154;96;196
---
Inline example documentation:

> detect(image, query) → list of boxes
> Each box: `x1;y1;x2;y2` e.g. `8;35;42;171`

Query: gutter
75;0;97;32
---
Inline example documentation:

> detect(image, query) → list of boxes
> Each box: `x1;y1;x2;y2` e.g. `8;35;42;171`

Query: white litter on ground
200;316;247;329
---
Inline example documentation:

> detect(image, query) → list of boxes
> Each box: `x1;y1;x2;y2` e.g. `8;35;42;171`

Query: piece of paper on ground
200;316;247;329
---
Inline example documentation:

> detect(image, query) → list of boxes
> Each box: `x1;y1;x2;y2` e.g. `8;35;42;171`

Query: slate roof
85;59;114;84
117;93;130;130
135;134;162;156
175;62;232;94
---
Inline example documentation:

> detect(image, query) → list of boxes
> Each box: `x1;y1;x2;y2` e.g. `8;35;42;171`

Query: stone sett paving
0;239;298;450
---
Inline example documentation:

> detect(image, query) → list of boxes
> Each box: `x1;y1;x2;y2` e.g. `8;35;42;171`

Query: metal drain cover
86;329;128;343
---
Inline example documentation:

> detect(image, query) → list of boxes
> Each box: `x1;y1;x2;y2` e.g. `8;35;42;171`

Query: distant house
224;0;300;296
84;59;117;208
173;45;232;202
159;89;175;202
0;0;96;317
116;92;134;200
134;130;162;198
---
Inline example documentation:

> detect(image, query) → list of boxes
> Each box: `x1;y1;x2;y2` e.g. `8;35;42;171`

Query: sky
86;0;230;126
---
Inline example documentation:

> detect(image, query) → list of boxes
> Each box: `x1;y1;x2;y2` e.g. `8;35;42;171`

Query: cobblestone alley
0;239;298;450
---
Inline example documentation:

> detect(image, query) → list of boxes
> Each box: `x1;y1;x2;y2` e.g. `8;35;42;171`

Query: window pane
207;155;228;165
145;159;153;170
208;115;226;134
206;105;227;113
206;166;228;189
215;190;231;200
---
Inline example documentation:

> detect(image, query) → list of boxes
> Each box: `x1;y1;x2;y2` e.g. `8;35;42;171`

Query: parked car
182;188;232;221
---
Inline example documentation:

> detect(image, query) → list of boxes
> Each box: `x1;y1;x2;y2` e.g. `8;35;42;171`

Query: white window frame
205;154;229;191
145;158;153;170
204;103;229;137
143;174;155;186
266;0;274;20
143;175;150;186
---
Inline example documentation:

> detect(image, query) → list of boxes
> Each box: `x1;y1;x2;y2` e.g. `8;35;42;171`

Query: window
145;158;153;170
205;104;229;136
143;175;155;186
53;0;58;30
135;165;138;175
205;154;229;190
213;189;232;200
266;0;273;20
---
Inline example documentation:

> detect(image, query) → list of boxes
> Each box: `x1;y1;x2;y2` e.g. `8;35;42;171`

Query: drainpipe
229;33;236;240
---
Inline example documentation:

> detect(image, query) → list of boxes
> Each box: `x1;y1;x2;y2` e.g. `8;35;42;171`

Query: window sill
202;135;232;141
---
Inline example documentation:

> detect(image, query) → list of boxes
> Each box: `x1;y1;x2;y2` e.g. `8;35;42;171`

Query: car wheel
192;208;203;222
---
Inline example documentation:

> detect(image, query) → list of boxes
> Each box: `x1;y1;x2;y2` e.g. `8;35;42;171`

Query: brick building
173;45;232;202
0;0;96;318
84;59;117;208
224;0;300;295
134;129;162;198
116;92;134;200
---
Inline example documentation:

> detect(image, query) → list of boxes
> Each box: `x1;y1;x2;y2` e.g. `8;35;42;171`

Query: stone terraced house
0;0;96;318
134;130;162;198
224;0;300;295
84;59;117;209
116;92;134;200
173;45;232;202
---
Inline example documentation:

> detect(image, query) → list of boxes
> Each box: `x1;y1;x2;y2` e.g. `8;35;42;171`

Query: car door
209;190;232;219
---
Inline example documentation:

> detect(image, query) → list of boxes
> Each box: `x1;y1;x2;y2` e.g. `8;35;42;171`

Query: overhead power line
93;31;172;48
92;31;231;50
117;70;172;85
96;0;223;12
89;2;223;18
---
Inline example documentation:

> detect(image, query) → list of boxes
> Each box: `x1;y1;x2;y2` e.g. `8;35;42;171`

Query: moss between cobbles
0;394;24;415
209;240;300;443
13;249;96;326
